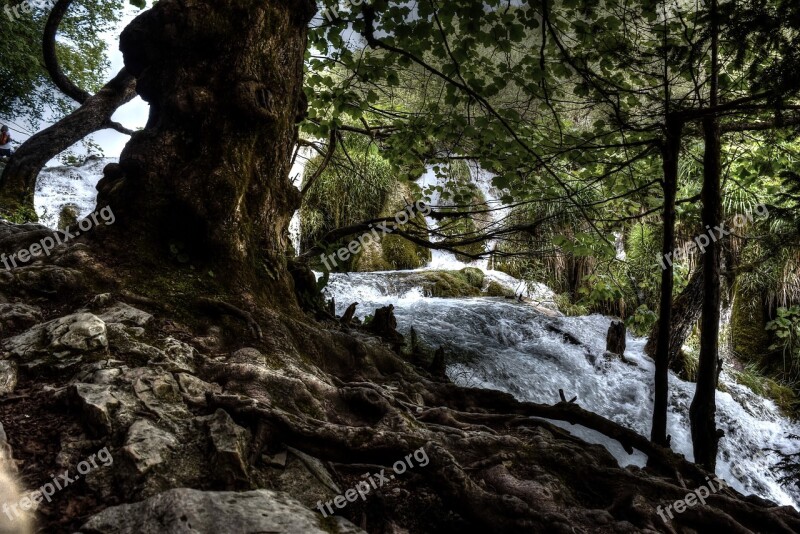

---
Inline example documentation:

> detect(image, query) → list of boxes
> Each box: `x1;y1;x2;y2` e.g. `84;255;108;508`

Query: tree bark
0;69;137;218
93;0;316;306
644;267;703;373
690;0;723;471
651;117;682;448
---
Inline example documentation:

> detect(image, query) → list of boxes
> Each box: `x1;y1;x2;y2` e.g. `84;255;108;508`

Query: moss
413;268;485;297
485;281;512;297
382;232;431;269
732;364;797;415
731;288;770;364
554;293;588;316
461;267;484;287
678;348;699;382
4;204;39;224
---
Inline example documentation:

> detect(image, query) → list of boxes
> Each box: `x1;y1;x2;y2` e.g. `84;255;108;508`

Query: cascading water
34;156;117;228
38;153;800;510
321;161;800;510
323;270;800;509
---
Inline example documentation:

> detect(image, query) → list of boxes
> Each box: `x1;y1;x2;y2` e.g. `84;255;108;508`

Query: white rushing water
34;156;115;229
35;154;800;509
323;269;800;510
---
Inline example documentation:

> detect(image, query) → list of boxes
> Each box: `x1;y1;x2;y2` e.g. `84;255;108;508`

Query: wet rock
0;360;17;395
69;383;121;436
203;409;250;487
3;312;107;367
122;419;178;475
369;304;404;345
58;203;81;230
78;488;366;534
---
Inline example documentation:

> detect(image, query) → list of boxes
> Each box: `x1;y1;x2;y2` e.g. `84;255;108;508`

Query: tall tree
93;0;316;305
690;0;723;470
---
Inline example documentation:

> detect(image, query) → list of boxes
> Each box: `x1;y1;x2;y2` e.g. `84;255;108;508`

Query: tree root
195;297;263;340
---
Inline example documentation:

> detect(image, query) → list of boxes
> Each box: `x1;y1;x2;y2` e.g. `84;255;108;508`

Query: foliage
0;0;137;126
626;305;659;337
766;306;800;380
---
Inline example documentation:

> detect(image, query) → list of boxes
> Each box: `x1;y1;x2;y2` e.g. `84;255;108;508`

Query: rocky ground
1;218;800;533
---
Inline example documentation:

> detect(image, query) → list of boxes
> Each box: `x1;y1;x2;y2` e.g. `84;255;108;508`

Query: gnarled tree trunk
94;0;316;306
644;267;704;374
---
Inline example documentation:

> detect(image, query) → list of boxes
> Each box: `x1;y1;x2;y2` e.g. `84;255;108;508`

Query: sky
88;6;150;158
7;5;150;163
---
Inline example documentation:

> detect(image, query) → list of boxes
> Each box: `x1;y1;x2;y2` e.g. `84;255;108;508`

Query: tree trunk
93;0;316;306
644;267;703;373
651;118;682;448
690;0;723;471
0;70;137;219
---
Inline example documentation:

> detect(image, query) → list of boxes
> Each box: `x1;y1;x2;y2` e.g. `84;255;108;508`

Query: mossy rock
412;268;485;297
351;181;431;272
731;288;770;364
461;267;484;287
381;232;431;270
485;281;513;297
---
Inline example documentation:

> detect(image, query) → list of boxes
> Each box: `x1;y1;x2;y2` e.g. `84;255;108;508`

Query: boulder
97;302;153;327
69;383;121;436
122;419;178;475
3;312;107;368
78;488;366;534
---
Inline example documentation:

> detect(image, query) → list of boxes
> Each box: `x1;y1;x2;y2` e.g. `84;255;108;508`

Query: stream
35;155;800;511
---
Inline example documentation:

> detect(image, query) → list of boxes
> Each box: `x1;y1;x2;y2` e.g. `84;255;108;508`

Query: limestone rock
78;488;366;534
0;302;42;334
69;383;121;436
203;409;250;487
98;302;153;327
3;312;107;367
176;373;221;400
122;419;178;475
0;360;17;395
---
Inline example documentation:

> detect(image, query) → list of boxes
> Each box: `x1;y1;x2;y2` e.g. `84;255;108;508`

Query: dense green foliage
0;0;128;129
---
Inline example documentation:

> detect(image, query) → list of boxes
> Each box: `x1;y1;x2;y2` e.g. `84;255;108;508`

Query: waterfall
320;160;800;510
34;156;117;228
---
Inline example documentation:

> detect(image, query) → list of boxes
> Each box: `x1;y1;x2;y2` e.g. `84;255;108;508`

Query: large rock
97;302;153;327
69;383;121;436
3;312;107;368
203;409;250;487
78;488;366;534
0;302;42;335
122;419;178;475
